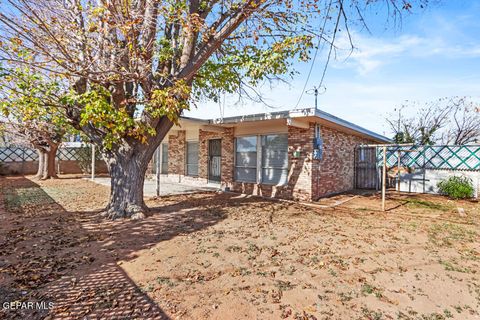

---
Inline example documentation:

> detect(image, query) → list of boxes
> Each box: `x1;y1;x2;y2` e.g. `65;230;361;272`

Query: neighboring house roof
181;108;391;143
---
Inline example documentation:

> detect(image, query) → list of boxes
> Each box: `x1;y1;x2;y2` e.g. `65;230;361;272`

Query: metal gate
354;146;378;189
208;139;221;182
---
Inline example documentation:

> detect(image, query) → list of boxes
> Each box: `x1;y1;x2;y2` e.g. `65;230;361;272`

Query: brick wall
313;126;374;199
162;123;377;202
287;124;315;201
230;123;374;201
230;124;315;201
168;130;186;175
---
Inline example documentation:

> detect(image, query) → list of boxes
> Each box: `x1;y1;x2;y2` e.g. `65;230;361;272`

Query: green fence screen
376;145;480;171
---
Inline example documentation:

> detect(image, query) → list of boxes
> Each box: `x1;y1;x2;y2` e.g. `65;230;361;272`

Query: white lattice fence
0;146;101;163
376;145;480;171
0;147;38;162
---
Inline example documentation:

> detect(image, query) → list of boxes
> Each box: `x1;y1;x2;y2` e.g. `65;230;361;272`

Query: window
261;134;288;185
234;134;289;185
186;141;199;176
235;136;257;182
161;143;168;174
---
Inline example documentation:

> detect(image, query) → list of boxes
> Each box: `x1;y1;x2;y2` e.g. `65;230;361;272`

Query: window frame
234;135;258;183
234;133;289;186
185;140;199;177
260;134;289;186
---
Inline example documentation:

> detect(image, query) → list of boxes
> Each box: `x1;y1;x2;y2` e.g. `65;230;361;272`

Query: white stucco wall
398;169;480;198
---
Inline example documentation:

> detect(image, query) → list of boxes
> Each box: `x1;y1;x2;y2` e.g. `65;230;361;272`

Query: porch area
89;176;219;197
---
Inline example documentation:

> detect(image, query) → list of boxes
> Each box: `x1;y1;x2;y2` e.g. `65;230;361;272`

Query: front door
208;139;221;183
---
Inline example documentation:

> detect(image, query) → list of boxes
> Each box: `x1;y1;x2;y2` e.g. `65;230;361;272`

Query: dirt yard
0;175;479;320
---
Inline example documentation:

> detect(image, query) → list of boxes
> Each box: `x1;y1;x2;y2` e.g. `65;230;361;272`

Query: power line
315;0;342;91
294;0;333;109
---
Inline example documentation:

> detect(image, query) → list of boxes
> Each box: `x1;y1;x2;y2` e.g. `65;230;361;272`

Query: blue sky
185;1;480;138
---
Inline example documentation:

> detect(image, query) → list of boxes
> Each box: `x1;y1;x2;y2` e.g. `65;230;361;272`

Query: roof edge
179;116;210;124
313;109;391;143
208;108;316;124
183;107;391;143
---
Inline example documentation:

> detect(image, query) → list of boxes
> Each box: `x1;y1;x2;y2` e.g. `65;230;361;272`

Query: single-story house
150;107;390;201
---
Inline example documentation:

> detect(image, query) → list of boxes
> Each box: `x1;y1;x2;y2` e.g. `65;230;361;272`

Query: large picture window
234;134;288;185
261;134;288;185
235;136;257;182
186;141;199;176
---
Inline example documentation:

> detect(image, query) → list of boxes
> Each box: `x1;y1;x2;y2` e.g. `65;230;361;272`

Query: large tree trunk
102;148;150;220
42;143;58;179
98;117;174;220
34;148;46;179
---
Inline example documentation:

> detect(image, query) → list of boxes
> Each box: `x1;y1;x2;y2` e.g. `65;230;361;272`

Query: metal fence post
21;147;25;175
91;144;95;180
155;146;161;197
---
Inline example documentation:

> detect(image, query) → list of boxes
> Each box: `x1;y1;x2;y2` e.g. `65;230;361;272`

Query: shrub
437;176;474;199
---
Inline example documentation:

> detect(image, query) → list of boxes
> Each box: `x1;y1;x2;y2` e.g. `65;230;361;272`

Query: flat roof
203;108;390;143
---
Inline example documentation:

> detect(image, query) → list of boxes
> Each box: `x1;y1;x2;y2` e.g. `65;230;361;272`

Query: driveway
88;177;219;197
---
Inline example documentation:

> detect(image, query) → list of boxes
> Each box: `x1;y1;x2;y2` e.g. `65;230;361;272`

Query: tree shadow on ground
0;176;252;319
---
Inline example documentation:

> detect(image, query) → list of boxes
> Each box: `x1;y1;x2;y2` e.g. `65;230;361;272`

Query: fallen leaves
2;176;480;319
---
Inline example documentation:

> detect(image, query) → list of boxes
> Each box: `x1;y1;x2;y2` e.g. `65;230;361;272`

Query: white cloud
334;34;423;74
332;31;480;75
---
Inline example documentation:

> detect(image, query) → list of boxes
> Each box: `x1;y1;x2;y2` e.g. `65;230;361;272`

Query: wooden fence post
397;150;401;191
382;145;387;212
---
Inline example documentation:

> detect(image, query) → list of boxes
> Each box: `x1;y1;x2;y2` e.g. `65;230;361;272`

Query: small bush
437;176;474;199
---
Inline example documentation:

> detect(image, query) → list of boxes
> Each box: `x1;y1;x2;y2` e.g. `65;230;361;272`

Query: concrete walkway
88;177;219;197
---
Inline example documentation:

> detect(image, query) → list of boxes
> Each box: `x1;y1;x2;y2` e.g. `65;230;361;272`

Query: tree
0;66;68;179
387;97;480;145
392;131;414;144
0;122;6;146
388;99;451;145
442;97;480;145
0;0;427;219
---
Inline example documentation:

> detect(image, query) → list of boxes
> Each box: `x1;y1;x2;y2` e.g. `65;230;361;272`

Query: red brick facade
230;124;318;201
168;130;186;175
287;124;315;201
313;126;374;199
159;121;376;201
